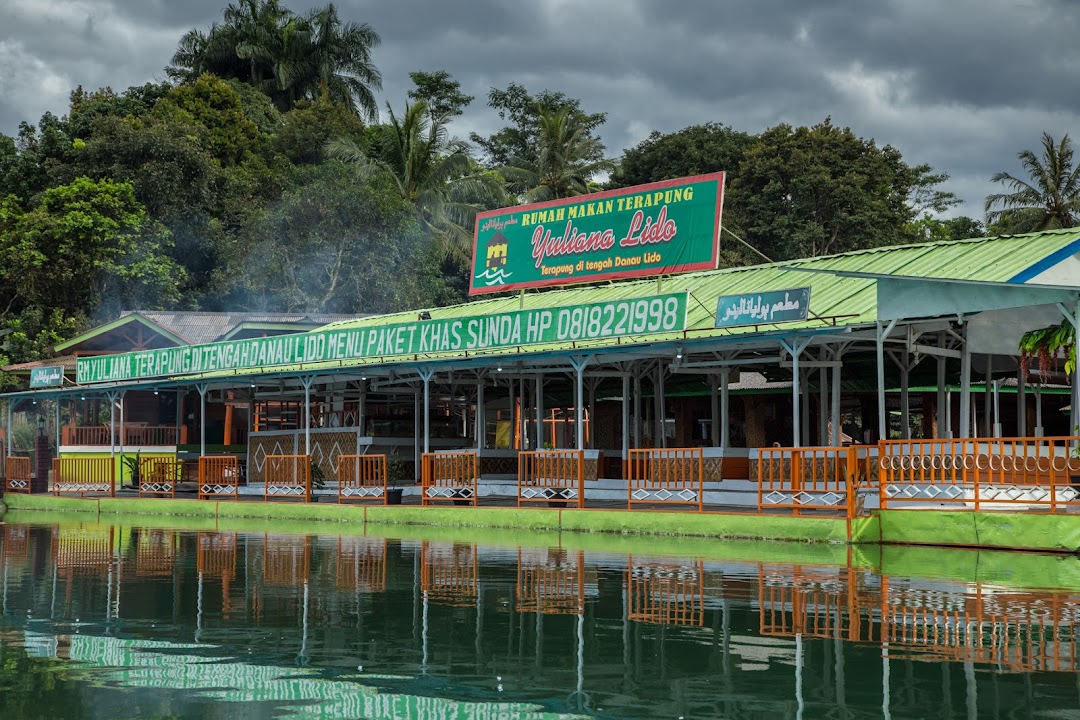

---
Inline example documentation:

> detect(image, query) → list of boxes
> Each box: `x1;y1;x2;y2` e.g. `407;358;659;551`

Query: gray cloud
2;0;1078;217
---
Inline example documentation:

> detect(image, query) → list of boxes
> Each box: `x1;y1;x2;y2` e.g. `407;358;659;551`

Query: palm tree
985;132;1080;232
328;100;505;260
501;104;615;202
275;5;382;120
169;2;382;120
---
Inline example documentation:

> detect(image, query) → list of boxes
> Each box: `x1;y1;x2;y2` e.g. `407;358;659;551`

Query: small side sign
715;287;811;328
30;366;65;388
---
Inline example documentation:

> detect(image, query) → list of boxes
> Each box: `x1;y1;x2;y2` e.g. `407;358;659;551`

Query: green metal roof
37;229;1080;388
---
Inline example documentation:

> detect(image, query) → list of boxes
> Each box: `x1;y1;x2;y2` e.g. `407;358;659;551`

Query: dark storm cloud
1;0;1078;216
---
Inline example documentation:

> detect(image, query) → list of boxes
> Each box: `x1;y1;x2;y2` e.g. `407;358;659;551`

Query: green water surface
1;516;1079;719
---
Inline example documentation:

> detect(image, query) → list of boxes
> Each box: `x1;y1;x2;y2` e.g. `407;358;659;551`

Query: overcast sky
2;0;1078;218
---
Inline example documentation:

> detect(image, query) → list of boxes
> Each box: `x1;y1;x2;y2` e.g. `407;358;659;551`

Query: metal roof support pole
1017;364;1026;437
118;391;126;484
959;324;972;439
655;364;667;449
709;374;720;447
801;369;811;447
721;370;731;450
633;364;642;448
107;390;118;471
983;364;992;438
900;364;910;440
992;380;1002;438
419;368;433;455
588;379;598;450
779;338;800;448
876;320;898;442
358;380;367;438
299;376;315;456
5;398;18;459
475;380;485;449
196;384;208;458
831;356;842;446
535;374;544;450
1035;384;1043;437
413;388;421;481
176;390;184;445
818;351;828;445
569;357;590;451
621;374;631;463
936;333;948;438
53;398;60;459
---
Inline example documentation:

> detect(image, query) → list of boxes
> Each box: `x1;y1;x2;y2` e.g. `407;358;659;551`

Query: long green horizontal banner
76;293;689;384
470;173;724;295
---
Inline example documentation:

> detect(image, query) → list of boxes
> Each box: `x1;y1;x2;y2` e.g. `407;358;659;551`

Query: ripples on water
1;520;1080;719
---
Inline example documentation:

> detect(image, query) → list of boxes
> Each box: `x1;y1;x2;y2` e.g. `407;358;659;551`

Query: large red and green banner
470;173;724;295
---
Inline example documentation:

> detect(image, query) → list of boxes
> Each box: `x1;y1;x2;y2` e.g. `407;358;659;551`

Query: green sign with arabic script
77;293;689;384
715;287;811;328
470;173;724;295
30;366;65;388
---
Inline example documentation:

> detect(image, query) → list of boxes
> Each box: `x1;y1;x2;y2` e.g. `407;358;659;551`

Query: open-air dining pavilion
3;227;1080;527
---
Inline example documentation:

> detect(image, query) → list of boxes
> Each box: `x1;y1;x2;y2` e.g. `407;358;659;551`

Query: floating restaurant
2;173;1080;552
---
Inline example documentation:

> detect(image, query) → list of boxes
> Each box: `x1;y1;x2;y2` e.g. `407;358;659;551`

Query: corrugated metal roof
69;229;1080;383
119;311;369;345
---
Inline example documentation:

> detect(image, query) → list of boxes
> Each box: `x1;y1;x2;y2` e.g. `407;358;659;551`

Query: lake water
1;518;1079;719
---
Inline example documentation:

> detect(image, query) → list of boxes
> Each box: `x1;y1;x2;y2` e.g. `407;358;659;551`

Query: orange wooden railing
199;456;240;500
64;425;181;447
626;448;704;511
420;541;478;606
137;456;180;497
337;454;387;504
626;556;705;626
516;549;586;615
878;436;1080;511
758;564;861;640
264;454;311;502
336;537;387;592
52;457;114;496
5;456;32;493
757;446;855;516
421;451;478;507
518;450;584;508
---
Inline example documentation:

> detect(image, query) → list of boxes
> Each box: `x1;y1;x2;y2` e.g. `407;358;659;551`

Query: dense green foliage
0;0;1015;380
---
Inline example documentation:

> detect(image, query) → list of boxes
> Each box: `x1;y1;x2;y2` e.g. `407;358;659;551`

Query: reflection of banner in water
53;527;115;572
515;549;597;615
336;536;387;593
134;529;177;577
59;632;550;718
626;556;705;626
420;541;478;607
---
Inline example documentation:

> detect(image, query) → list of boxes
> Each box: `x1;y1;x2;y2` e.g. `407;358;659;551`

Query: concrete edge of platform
5;495;1080;553
1;493;856;544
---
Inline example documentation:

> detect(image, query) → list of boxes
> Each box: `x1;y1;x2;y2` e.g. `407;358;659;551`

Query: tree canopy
985;132;1080;233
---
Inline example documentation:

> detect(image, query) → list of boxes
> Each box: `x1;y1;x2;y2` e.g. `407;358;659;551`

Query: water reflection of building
2;525;30;563
197;532;238;617
626;556;705;626
262;534;311;587
515;549;597;615
336;536;387;593
133;529;177;577
420;541;478;607
755;564;1080;673
53;526;116;574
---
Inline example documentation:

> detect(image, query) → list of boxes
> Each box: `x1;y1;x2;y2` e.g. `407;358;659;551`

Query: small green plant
311;463;327;490
121;452;141;487
386;450;407;485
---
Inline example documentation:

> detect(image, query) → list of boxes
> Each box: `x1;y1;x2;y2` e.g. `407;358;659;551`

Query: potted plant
121;452;141;490
545;486;574;508
311;463;327;500
385;450;408;505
